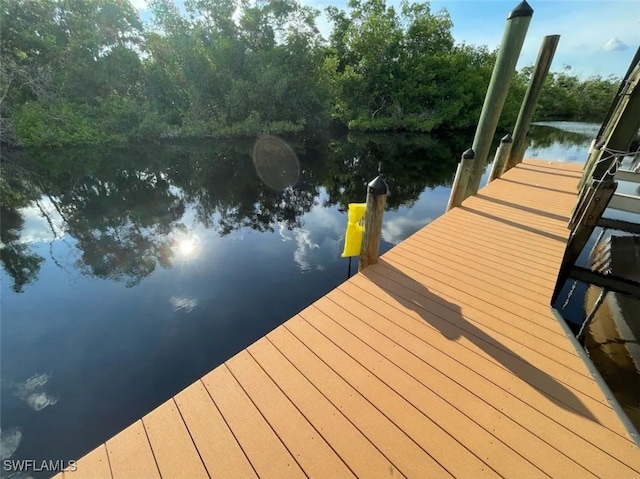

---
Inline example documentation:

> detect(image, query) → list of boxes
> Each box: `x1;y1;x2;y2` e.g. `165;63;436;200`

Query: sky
133;0;640;78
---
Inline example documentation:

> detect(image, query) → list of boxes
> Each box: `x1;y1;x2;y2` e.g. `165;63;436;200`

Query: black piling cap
462;148;475;160
507;0;533;20
368;175;389;195
501;133;513;143
367;161;389;195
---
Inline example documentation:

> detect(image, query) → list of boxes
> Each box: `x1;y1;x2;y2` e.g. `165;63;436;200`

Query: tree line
1;0;620;147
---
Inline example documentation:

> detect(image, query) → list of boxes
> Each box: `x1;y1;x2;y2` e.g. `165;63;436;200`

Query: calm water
1;124;595;474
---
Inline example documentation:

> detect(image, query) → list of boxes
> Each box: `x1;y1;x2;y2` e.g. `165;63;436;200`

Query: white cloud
293;232;343;272
15;373;58;411
0;428;22;460
522;7;638;75
25;393;59;411
304;203;343;232
279;222;293;242
278;204;344;272
130;0;148;10
169;295;198;313
12;198;66;245
603;37;628;52
19;373;50;391
292;229;321;271
382;216;432;245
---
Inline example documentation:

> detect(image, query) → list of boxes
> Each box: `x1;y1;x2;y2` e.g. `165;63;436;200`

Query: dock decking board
174;381;258;479
326;284;640;472
408;227;561;282
105;421;160;479
202;366;307;478
403;232;558;285
343;271;622;429
247;337;400;478
65;445;112;479
344;266;585;375
58;160;640;478
225;351;357;479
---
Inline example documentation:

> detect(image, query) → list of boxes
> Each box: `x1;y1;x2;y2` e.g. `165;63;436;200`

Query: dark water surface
1;125;593;475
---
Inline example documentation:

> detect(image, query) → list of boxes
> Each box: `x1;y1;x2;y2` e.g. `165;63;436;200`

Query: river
0;123;599;474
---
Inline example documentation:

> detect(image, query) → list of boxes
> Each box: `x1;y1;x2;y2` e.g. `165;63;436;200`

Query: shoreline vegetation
1;0;619;148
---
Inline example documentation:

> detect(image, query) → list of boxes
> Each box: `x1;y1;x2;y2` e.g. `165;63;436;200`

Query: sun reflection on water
174;235;201;259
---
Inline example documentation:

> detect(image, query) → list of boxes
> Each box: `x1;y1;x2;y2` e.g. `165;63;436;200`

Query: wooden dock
58;160;640;479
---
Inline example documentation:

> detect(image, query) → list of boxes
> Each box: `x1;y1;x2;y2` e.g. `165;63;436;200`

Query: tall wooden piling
358;171;389;271
488;134;513;182
464;0;533;199
505;34;561;171
447;148;476;211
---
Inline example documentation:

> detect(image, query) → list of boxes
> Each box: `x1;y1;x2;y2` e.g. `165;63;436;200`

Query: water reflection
1;133;464;292
526;123;596;164
0;126;592;475
174;234;202;259
318;133;463;210
529;124;596;148
16;374;58;412
169;295;199;314
382;215;434;245
0;428;22;460
252;135;300;190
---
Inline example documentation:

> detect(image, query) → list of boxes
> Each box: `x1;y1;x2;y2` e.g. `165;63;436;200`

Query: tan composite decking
58;160;640;478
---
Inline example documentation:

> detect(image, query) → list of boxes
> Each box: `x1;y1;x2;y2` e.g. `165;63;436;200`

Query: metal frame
598;217;640;235
608;193;640;214
616;169;640;183
569;266;640;299
550;307;640;447
547;44;640;452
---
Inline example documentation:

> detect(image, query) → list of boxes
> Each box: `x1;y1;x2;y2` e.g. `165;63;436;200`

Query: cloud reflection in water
16;373;58;412
169;295;199;313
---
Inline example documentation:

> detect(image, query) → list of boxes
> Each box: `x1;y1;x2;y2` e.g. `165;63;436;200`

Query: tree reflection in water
1;133;464;291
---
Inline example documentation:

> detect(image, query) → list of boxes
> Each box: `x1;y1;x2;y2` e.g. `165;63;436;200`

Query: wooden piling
488;134;513;182
446;148;476;211
358;173;388;271
464;0;533;199
506;34;561;171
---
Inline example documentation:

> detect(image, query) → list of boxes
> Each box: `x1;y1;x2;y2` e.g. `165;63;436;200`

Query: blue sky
426;0;639;77
133;0;639;78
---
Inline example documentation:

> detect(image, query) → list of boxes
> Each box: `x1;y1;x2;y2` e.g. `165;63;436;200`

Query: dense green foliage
533;67;620;121
1;0;620;147
325;1;502;131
